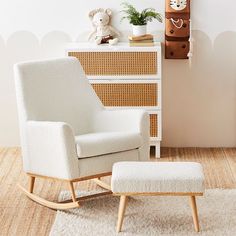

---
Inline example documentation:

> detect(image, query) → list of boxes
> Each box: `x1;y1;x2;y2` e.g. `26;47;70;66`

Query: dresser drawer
69;51;158;76
91;82;159;107
150;114;158;137
149;111;161;139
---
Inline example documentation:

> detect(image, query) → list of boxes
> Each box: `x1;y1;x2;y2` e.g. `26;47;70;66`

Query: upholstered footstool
111;162;205;233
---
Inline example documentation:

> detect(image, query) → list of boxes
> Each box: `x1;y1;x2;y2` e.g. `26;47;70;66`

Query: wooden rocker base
61;191;112;204
19;173;112;210
93;178;111;191
18;184;80;210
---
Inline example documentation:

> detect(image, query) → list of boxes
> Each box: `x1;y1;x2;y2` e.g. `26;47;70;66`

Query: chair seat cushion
75;132;142;158
111;162;205;193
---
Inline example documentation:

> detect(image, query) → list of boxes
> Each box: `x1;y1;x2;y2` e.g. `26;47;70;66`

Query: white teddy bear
88;8;121;45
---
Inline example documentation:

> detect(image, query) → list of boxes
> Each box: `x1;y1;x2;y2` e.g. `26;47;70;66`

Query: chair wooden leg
189;196;200;232
29;176;35;193
68;181;77;202
116;195;127;233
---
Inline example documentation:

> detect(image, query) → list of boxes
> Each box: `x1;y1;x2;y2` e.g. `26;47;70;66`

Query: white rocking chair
14;57;150;210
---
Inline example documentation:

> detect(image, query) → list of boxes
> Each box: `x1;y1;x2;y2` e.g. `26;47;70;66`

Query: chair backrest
14;57;103;135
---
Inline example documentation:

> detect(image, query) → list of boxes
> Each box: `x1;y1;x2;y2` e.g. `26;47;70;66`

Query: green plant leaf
120;2;162;25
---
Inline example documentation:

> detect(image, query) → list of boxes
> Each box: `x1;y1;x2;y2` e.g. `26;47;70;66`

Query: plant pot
132;25;147;36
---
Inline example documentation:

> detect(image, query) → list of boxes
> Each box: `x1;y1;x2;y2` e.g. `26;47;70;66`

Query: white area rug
50;189;236;236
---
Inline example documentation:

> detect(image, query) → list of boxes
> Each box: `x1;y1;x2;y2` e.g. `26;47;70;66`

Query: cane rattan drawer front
69;51;158;76
150;114;158;137
92;83;158;107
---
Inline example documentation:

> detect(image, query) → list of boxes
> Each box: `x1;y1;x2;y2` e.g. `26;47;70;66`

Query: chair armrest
24;121;78;180
93;109;150;161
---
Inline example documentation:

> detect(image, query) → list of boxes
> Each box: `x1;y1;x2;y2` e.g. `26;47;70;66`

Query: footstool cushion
111;162;205;194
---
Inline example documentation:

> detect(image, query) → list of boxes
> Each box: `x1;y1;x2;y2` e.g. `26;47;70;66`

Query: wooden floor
0;147;236;236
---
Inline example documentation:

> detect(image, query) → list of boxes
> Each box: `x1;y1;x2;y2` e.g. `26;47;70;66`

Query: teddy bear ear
105;8;112;16
88;9;97;18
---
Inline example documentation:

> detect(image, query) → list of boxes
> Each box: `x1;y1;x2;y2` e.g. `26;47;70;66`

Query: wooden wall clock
165;0;191;59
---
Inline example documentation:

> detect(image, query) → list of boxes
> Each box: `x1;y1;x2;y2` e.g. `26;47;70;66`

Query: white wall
0;0;236;147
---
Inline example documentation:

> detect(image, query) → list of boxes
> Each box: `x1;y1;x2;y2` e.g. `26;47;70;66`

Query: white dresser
66;42;162;158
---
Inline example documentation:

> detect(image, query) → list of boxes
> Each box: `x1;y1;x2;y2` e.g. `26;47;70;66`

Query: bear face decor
169;0;188;11
165;0;191;59
166;0;190;16
88;8;121;45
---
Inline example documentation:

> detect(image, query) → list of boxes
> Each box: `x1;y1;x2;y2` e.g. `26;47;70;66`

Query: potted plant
121;2;163;36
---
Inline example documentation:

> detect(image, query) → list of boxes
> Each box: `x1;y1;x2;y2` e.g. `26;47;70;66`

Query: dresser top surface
66;42;162;52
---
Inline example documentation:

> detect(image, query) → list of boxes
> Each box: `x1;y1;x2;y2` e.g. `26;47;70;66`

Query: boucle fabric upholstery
111;162;205;193
14;57;150;180
75;132;142;158
78;150;139;178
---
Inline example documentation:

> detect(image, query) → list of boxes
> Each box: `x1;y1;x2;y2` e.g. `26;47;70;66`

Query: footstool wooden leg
189;196;200;232
116;195;127;233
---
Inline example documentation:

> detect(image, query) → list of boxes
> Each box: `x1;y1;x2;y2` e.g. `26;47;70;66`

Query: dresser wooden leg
155;143;161;158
